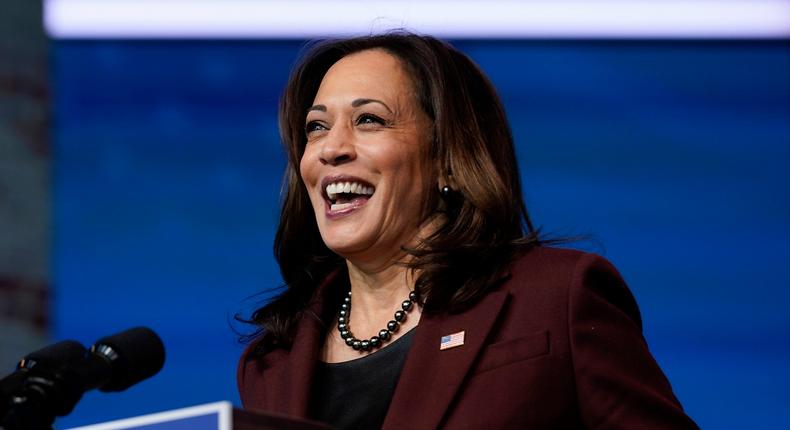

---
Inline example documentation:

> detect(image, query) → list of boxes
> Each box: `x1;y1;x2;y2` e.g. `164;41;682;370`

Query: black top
309;329;416;430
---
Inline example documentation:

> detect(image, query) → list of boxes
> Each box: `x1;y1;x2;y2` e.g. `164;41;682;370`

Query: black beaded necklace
337;290;418;351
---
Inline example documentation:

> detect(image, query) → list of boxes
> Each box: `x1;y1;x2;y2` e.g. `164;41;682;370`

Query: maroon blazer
238;247;698;429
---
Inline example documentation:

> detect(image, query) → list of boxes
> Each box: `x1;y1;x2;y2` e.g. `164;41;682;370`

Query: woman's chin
317;204;378;253
319;230;374;258
326;243;366;261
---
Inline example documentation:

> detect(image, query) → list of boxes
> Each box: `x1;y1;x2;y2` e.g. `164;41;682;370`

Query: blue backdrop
51;40;790;428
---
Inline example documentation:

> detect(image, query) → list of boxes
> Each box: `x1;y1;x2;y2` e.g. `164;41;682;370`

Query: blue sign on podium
65;401;333;430
66;402;234;430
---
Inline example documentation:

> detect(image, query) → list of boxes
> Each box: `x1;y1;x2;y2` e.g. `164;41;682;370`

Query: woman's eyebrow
351;98;393;113
306;99;393;114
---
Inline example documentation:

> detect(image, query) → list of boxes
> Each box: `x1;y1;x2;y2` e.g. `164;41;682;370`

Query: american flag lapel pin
440;330;465;350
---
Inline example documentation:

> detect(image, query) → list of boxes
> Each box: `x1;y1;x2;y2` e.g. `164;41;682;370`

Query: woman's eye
356;114;386;127
305;121;327;134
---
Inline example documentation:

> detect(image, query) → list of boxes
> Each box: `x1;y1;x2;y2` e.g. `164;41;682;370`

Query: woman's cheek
299;150;317;187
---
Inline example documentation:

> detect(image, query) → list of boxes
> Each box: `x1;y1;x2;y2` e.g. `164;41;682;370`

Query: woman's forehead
312;50;415;109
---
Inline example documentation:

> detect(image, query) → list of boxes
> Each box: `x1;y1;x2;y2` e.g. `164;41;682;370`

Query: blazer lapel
280;270;343;417
382;291;509;429
282;307;324;417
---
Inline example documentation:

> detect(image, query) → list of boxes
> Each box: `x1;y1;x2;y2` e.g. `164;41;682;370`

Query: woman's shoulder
507;246;622;283
502;246;641;329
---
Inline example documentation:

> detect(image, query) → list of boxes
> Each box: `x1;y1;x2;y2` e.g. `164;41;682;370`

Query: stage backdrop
51;40;790;429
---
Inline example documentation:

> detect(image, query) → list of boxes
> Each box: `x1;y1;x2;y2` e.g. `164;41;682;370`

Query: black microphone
0;341;86;416
1;327;166;430
77;326;166;392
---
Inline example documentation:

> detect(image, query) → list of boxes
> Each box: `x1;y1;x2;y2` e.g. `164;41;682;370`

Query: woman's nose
319;125;356;165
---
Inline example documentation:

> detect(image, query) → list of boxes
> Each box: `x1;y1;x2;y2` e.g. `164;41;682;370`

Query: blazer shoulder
510;246;621;274
237;334;267;408
502;247;639;324
506;247;624;290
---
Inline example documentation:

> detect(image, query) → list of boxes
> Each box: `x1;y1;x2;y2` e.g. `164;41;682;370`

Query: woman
238;33;698;429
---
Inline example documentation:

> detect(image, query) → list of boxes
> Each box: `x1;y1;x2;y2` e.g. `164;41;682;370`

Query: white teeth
325;180;375;201
331;202;354;211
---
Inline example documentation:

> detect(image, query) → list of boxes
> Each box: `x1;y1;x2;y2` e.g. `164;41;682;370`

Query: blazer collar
382;290;509;430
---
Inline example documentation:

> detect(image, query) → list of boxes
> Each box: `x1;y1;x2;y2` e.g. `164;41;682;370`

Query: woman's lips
319;174;376;219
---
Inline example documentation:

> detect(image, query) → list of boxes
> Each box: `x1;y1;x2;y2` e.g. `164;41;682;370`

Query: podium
65;402;333;430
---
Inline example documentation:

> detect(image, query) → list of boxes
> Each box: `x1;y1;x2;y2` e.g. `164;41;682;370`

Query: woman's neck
341;260;420;340
346;261;413;314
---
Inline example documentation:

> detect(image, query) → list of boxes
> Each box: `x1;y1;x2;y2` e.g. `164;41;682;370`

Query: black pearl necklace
338;290;418;352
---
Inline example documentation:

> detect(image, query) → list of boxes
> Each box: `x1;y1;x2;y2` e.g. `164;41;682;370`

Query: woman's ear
438;175;463;203
437;174;458;194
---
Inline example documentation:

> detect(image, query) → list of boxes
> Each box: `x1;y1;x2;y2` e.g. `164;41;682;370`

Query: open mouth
322;178;375;213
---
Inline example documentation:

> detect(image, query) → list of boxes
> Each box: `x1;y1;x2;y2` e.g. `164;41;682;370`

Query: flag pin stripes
440;331;465;350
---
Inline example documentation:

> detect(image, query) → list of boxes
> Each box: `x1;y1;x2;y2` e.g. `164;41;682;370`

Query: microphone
76;326;166;392
0;341;86;417
1;327;166;430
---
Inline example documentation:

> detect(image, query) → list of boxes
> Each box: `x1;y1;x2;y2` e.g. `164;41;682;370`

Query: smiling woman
238;33;699;429
300;50;434;269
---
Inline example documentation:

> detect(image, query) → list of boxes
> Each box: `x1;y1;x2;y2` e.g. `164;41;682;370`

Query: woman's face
299;49;434;267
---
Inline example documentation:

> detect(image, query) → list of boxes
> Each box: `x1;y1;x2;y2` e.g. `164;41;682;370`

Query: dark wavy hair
245;32;541;349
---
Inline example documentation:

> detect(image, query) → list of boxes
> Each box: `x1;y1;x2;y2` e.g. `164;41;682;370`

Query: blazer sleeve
569;253;699;429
